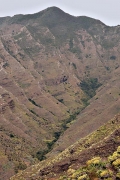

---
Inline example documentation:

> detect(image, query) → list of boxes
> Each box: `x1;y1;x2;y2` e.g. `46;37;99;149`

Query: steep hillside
0;6;120;179
50;66;120;154
10;113;120;179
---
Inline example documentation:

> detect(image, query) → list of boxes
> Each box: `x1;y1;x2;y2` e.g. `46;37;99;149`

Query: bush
110;55;116;60
58;99;64;103
80;78;102;98
28;98;41;107
36;150;47;161
72;63;77;69
14;161;27;173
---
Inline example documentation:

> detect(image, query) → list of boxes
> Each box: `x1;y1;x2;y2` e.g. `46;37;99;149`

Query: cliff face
0;7;120;179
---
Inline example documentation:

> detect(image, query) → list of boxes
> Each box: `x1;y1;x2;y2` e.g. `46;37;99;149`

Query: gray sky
0;0;120;26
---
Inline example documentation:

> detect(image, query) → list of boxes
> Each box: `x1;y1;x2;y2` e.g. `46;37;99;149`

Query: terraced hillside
0;6;120;179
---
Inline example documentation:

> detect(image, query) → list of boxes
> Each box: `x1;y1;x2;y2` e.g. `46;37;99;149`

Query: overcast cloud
0;0;120;26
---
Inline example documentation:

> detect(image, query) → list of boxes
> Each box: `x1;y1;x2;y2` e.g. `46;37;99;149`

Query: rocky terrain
0;6;120;179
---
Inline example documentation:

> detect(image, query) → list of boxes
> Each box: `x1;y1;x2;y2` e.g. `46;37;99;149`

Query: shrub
14;161;27;173
99;170;113;179
58;99;64;103
87;157;101;166
108;151;120;163
36;150;47;161
78;174;88;180
9;134;14;138
72;63;77;69
110;55;116;60
117;146;120;153
28;98;41;107
112;158;120;169
80;78;102;98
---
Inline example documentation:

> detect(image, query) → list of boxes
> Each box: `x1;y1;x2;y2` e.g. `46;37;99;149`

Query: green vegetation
80;78;102;98
18;82;31;88
46;131;62;150
81;98;90;107
110;55;116;60
69;38;82;58
35;111;80;161
3;62;9;68
102;39;115;49
28;98;41;108
54;131;61;139
62;111;80;130
35;132;61;161
9;134;15;138
69;46;82;58
14;161;27;173
58;98;64;103
105;66;110;71
9;113;120;180
59;146;120;180
72;63;77;69
45;113;79;151
69;38;73;49
29;109;39;117
35;150;47;161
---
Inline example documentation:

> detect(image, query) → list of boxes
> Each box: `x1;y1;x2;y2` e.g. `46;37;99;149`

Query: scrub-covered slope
10;114;120;180
0;6;120;179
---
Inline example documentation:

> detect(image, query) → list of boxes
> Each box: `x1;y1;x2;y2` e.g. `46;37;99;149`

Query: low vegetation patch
59;146;120;180
34;110;80;161
80;78;102;98
28;98;41;107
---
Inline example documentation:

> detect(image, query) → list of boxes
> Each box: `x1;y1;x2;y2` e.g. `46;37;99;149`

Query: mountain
0;6;120;179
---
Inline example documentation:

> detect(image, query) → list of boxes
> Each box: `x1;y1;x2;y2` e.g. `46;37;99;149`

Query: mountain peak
45;6;64;12
40;6;73;20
